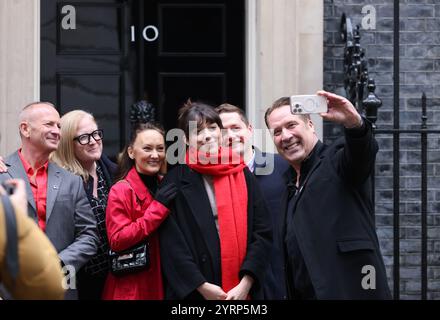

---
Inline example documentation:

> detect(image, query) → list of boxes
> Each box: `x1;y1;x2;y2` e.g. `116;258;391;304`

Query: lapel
253;147;273;177
253;147;265;169
98;156;114;189
280;147;325;235
4;152;37;217
179;166;221;271
290;159;322;217
46;162;62;222
124;167;154;206
280;167;292;239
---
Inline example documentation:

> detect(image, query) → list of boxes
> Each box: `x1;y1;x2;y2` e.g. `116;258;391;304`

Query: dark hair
130;100;156;127
215;103;249;126
177;101;223;140
114;122;165;183
264;97;310;128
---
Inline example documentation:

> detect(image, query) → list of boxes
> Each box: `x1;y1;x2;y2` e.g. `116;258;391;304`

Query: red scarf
186;147;248;293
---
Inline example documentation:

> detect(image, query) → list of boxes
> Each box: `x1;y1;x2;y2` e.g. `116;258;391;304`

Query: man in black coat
217;104;290;300
264;91;391;299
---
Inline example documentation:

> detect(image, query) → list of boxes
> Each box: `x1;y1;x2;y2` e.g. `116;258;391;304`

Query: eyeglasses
73;129;104;145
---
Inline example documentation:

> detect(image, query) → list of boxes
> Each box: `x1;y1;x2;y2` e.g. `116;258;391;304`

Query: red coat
102;167;169;300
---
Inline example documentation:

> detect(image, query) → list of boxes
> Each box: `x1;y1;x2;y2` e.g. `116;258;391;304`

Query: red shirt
18;150;49;232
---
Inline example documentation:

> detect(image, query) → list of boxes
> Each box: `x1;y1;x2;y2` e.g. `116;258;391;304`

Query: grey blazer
0;151;99;299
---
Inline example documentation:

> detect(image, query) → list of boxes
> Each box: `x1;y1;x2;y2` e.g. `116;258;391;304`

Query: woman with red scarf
159;102;272;300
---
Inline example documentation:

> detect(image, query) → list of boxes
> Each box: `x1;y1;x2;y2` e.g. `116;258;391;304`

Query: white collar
246;149;256;173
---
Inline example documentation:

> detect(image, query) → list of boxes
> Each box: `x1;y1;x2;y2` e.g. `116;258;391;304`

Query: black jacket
281;122;391;299
83;154;117;201
159;164;273;299
253;149;290;299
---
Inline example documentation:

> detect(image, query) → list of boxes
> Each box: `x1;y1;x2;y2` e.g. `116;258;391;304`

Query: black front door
41;0;245;158
140;0;245;131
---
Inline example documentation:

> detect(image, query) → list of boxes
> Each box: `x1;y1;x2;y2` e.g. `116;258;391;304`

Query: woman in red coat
102;122;177;300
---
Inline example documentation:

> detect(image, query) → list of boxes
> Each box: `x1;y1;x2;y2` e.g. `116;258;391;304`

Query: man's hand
317;90;363;129
225;275;254;300
1;179;28;215
197;282;227;300
0;156;7;173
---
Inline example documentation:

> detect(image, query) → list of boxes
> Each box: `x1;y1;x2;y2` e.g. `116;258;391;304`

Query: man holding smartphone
265;90;391;299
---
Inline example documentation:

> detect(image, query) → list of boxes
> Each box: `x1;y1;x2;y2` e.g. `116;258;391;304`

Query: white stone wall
246;0;324;151
0;0;40;155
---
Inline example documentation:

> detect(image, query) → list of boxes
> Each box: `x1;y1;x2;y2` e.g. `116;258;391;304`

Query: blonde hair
50;110;97;182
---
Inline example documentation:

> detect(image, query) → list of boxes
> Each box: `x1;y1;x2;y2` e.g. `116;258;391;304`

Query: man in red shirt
16;102;60;232
0;102;98;299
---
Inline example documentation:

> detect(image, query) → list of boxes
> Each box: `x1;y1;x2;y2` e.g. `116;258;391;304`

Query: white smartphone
290;95;328;114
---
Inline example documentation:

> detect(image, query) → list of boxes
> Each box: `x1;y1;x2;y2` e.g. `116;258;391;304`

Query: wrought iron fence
340;6;440;300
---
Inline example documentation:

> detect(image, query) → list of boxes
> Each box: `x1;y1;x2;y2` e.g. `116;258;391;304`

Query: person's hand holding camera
155;182;178;209
0;179;28;216
317;90;363;129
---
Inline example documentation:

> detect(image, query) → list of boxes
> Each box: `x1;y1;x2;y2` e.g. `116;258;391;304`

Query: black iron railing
340;4;440;300
340;13;382;125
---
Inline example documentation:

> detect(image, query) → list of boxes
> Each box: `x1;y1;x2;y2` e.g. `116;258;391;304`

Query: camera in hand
290;95;328;114
1;182;15;195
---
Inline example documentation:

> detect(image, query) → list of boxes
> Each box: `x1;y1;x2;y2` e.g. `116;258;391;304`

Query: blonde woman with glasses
51;110;117;300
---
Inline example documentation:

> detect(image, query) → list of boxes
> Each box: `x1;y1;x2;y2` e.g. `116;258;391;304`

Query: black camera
1;181;15;195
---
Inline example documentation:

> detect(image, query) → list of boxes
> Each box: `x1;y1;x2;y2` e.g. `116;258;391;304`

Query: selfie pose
265;90;391;299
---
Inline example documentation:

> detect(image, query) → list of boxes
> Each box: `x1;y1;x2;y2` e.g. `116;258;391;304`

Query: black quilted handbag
109;241;150;275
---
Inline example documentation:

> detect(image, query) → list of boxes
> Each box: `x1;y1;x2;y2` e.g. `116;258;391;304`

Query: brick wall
324;0;440;299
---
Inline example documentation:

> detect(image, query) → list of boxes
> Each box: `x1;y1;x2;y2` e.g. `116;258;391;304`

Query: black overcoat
159;164;272;299
253;149;290;299
281;123;391;299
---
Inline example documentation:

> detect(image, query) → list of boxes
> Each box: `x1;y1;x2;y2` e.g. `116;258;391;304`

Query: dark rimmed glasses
73;129;104;145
